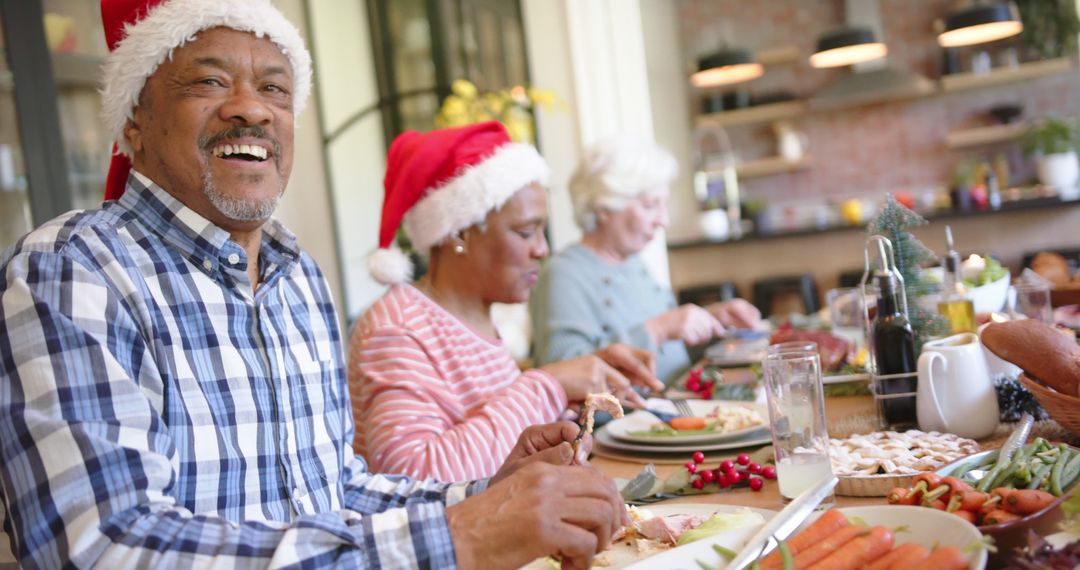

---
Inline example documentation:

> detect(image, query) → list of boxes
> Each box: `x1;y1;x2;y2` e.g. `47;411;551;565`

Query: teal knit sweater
529;244;691;385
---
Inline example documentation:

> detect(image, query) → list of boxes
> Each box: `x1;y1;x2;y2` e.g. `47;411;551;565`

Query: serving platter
521;503;776;570
606;400;769;445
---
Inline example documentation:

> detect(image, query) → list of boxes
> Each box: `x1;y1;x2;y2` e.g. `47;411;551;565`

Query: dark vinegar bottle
872;272;918;427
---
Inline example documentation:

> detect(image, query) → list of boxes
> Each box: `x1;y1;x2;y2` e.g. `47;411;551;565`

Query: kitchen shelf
946;122;1028;150
940;57;1074;93
668;195;1078;249
733;155;811;179
696;100;806;128
694;57;1075;130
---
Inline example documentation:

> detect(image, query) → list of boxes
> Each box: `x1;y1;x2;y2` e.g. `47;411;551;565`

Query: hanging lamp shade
937;2;1023;48
810;26;888;68
690;48;764;88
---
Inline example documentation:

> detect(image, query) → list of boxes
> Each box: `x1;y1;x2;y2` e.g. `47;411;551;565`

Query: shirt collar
119;171;301;281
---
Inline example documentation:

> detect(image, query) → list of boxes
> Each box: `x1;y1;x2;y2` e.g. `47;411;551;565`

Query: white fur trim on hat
102;0;312;157
368;247;414;285
403;143;550;253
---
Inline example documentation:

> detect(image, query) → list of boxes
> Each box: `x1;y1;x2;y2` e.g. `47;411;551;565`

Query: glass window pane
44;0;110;211
389;0;436;93
0;23;34;252
399;92;439;133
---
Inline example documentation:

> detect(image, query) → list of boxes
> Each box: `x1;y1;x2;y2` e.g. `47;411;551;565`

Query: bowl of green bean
936;438;1080;565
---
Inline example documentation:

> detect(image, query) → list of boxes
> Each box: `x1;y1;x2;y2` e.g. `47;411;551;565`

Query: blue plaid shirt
0;173;483;569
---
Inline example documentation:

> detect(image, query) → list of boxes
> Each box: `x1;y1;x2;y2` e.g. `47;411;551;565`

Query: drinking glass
1011;281;1053;323
762;345;835;506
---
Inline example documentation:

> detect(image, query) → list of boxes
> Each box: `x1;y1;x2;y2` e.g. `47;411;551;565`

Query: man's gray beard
202;171;283;222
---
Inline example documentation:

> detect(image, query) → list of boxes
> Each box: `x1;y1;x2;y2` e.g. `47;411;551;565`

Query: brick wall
677;0;1080;208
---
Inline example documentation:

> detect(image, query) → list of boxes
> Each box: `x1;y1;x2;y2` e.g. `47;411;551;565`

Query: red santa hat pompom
99;0;312;201
369;121;550;285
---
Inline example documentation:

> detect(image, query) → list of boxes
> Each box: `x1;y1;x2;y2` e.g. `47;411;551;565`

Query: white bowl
920;268;1010;314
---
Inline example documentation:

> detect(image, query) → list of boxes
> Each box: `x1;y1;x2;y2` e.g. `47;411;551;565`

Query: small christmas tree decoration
868;194;951;351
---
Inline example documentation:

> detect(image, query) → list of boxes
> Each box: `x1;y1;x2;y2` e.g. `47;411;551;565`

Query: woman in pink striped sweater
351;122;663;482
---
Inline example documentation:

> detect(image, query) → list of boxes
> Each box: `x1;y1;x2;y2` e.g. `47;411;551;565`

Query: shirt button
603;298;613;307
227;253;241;265
602;277;612;286
202;258;213;271
292;487;301;496
601;324;610;332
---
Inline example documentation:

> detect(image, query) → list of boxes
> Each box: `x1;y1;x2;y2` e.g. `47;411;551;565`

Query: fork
670;398;694;417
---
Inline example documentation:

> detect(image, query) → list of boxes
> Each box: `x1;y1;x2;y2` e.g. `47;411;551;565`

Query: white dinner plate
607;400;769;445
595;425;772;454
520;503;776;570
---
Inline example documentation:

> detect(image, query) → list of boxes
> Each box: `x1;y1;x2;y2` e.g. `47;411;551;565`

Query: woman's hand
707;299;764;330
646;304;725;347
540;355;646;408
594;343;664;396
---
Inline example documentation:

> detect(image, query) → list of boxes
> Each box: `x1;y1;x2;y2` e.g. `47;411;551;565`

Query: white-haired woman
529;137;762;384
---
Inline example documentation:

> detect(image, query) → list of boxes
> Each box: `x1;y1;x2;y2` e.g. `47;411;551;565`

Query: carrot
865;543;924;570
760;509;849;569
991;487;1013;502
885;543;930;570
887;487;909;505
1004;488;1057;515
951;508;976;524
939;476;973;500
913;545;968;570
958;490;991;511
669;416;706;431
790;524;868;568
912;472;942;489
926;498;947;510
982;508;1021;525
806;526;894;570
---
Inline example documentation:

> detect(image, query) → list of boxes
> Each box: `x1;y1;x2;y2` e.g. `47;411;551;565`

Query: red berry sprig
682;450;776;493
683;367;717;400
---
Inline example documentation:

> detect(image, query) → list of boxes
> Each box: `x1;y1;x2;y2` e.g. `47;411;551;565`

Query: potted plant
1020;117;1080;198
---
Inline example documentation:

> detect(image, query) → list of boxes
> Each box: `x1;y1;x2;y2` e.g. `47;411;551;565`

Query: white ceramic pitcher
917;332;1000;439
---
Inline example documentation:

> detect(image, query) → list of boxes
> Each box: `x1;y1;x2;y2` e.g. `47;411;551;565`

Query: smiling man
0;0;624;568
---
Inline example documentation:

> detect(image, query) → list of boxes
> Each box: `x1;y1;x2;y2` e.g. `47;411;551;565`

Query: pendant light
937;2;1023;48
690;48;764;88
810;26;888;69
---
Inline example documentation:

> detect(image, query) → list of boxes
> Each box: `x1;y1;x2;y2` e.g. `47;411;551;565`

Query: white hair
568;137;678;232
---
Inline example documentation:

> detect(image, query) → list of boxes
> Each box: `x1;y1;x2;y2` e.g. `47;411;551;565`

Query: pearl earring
453;244;465;255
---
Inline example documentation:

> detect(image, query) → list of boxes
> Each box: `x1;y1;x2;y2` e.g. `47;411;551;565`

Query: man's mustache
199;126;282;159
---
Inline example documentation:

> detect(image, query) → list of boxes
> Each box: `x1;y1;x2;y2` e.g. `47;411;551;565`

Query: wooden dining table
590;393;886;511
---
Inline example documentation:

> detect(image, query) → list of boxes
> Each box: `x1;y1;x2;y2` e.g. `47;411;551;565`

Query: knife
725;474;839;570
995;413;1034;470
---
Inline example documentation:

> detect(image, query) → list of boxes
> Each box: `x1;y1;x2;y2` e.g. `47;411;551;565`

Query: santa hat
99;0;312;200
368;121;550;285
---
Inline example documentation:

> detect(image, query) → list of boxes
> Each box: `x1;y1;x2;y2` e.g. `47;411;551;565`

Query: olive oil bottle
937;226;975;334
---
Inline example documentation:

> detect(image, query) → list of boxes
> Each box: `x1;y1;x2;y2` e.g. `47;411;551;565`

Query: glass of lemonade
762;343;835;506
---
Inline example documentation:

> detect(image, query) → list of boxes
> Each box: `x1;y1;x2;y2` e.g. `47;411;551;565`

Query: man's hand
447;463;627;570
491;422;591;486
594;343;663;396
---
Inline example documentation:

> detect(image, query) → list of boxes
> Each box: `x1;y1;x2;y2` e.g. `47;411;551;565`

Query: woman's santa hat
99;0;312;200
369;121;550;285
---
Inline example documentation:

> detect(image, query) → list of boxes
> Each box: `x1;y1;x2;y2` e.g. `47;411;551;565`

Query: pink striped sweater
348;284;568;482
